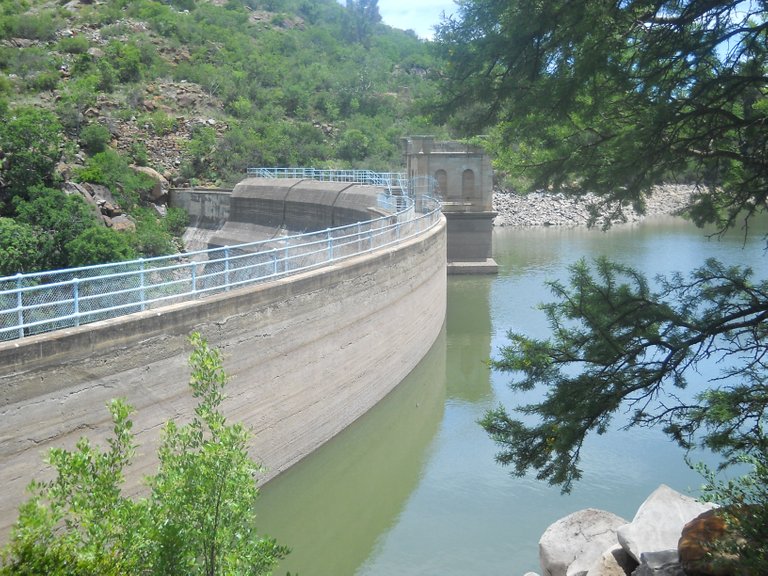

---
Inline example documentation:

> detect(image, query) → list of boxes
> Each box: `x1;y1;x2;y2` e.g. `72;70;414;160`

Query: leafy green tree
65;226;137;268
0;218;47;275
0;107;62;212
149;333;290;575
12;185;101;269
345;0;381;47
0;333;289;576
482;257;768;491
439;2;768;568
434;0;768;229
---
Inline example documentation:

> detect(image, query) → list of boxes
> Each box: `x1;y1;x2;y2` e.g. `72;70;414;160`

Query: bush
1;12;58;41
0;334;289;575
0;107;62;210
57;35;90;54
164;206;189;237
65;226;137;267
146;110;177;136
0;218;47;275
75;149;154;210
695;452;768;576
131;207;175;257
26;70;59;91
130;141;149;166
79;123;112;154
12;185;101;270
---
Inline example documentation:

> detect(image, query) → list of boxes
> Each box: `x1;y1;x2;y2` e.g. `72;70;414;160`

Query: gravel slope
492;184;697;227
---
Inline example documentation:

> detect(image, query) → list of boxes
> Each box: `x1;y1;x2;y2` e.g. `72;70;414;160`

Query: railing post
73;278;80;327
224;246;231;291
327;229;334;260
357;222;362;254
191;262;197;294
139;258;146;311
15;273;24;339
271;249;278;276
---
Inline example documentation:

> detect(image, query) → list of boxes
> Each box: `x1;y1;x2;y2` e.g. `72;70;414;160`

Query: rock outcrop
617;485;716;564
531;485;721;576
493;184;697;227
539;508;629;576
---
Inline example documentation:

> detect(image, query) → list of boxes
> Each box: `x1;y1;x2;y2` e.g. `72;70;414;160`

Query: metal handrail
0;192;442;341
246;167;418;194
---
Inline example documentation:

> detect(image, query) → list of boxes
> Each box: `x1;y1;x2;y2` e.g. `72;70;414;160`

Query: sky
376;0;459;40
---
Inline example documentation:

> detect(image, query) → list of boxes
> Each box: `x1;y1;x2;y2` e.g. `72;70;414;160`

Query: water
256;216;768;576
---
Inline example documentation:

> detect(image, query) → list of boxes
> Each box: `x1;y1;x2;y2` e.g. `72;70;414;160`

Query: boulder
132;165;168;202
616;485;715;563
631;550;686;576
678;508;746;576
539;508;629;576
109;214;135;232
585;543;637;576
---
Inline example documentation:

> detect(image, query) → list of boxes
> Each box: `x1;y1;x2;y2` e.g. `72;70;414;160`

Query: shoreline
492;184;696;227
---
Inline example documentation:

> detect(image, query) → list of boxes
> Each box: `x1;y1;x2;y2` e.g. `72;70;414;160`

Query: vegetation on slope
0;0;442;273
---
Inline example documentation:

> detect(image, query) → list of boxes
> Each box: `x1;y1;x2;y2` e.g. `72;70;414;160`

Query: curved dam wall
0;181;447;542
172;178;396;251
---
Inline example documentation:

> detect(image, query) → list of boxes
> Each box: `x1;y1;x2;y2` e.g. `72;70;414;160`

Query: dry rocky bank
492;184;696;227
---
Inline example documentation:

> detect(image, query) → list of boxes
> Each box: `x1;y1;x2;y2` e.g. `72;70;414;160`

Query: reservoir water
256;215;768;576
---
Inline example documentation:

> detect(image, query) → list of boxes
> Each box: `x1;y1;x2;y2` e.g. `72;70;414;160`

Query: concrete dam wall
0;179;447;541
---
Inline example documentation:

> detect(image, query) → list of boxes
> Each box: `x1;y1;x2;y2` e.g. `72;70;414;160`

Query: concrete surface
0;213;446;543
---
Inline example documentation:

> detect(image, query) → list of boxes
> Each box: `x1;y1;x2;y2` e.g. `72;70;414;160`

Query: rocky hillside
0;0;441;274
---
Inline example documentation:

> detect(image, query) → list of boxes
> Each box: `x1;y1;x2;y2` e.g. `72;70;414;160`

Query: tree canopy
437;4;768;562
434;0;768;230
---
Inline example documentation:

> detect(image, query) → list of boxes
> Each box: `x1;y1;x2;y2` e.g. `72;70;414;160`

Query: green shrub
129;141;149;166
106;40;143;83
0;218;47;275
79;123;111;154
131;207;175;257
1;12;58;41
0;107;62;209
163;206;189;237
55;75;98;133
146;110;177;136
26;70;59;91
65;226;137;267
12;185;101;270
0;334;289;575
56;35;90;54
75;149;153;210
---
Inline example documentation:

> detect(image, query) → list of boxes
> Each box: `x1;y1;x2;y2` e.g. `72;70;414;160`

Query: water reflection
256;328;447;576
446;276;493;403
257;216;768;576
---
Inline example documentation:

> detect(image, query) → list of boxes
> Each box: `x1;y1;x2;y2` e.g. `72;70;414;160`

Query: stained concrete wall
0;209;446;542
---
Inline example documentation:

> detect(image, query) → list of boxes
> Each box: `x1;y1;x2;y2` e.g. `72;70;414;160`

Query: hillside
0;0;443;274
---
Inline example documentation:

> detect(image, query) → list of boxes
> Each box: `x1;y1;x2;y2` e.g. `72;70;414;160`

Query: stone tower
403;136;498;274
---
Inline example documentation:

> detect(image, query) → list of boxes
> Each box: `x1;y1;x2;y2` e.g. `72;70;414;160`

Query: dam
0;173;447;542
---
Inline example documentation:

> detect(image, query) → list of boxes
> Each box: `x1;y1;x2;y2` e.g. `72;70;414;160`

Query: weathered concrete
0;213;447;542
403;136;498;273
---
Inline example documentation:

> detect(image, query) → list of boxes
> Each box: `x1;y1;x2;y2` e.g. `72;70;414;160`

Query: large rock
132;165;168;202
616;485;715;563
632;550;686;576
539;508;629;576
678;508;746;576
585;543;637;576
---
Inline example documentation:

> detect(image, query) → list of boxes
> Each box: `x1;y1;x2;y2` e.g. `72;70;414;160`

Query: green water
256;216;768;576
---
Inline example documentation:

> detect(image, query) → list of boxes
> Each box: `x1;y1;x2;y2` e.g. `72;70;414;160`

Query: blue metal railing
0;192;442;341
246;167;436;196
